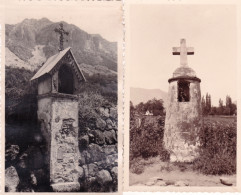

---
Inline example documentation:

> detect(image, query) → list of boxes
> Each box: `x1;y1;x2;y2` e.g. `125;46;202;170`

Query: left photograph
4;0;121;193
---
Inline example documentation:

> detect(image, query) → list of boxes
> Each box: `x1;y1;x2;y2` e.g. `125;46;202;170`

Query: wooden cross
173;39;194;66
54;23;69;51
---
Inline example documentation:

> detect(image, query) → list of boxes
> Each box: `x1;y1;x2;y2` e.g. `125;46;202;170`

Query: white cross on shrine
173;39;194;66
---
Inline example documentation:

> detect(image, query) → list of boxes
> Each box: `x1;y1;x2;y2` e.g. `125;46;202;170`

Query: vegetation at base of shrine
129;99;168;175
130;100;237;176
193;116;236;175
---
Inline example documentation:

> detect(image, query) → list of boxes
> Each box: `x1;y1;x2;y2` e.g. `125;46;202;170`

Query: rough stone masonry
164;39;203;162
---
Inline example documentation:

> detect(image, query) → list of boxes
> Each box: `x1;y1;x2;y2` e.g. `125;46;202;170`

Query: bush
193;118;236;175
129;115;168;160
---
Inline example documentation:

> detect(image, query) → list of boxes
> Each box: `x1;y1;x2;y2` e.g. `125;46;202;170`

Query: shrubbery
130;115;168;161
193;117;236;175
5;67;38;123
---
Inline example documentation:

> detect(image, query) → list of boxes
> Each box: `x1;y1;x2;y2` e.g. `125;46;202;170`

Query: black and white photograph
126;2;239;190
4;0;121;192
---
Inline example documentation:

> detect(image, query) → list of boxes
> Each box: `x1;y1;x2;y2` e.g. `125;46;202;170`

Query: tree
201;96;206;115
218;98;224;115
135;98;164;116
130;101;135;119
205;93;211;114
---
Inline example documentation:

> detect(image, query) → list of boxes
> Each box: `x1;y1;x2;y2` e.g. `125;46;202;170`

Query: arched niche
178;80;190;102
58;64;74;94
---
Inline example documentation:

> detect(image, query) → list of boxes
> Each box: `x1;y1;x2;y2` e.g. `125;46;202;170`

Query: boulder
78;166;85;179
18;153;28;169
30;172;37;186
106;154;118;167
79;135;89;150
103;145;117;155
106;119;114;130
32;169;49;185
5;166;20;192
156;180;167;186
104;130;117;145
96;170;112;184
90;130;105;145
99;107;110;118
175;180;189;186
96;118;106;131
145;180;156;186
5;145;19;161
88;163;98;177
110;166;118;182
110;107;117;120
87;144;105;163
78;152;86;166
220;177;233;186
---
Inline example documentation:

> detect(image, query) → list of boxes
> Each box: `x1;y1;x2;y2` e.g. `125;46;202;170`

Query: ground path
130;157;236;187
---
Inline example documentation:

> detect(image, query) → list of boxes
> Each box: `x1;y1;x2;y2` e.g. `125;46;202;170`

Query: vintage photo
4;0;121;192
125;1;240;191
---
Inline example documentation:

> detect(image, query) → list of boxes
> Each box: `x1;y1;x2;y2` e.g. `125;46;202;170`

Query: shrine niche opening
58;64;74;94
178;80;190;102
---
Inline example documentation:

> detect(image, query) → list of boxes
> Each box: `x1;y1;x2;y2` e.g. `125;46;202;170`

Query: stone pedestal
164;77;202;162
37;93;80;191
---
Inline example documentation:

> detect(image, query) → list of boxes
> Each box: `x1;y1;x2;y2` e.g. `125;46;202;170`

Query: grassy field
204;115;236;123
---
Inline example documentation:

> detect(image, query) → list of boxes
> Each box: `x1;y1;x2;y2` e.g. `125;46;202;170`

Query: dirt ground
130;157;236;187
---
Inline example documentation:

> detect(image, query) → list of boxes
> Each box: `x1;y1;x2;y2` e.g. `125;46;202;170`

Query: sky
130;4;237;106
5;1;122;42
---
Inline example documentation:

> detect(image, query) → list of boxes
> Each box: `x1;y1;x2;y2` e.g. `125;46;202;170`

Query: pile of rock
5;143;50;192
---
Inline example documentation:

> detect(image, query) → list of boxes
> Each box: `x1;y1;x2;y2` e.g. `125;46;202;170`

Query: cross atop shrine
55;23;69;51
172;39;194;66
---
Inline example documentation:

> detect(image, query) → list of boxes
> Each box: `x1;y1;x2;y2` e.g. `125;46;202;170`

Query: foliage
193;117;236;175
129;113;168;161
134;98;164;116
5;67;38;123
78;73;117;104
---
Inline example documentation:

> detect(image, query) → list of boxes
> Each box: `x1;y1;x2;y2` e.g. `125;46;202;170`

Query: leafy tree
135;98;164;116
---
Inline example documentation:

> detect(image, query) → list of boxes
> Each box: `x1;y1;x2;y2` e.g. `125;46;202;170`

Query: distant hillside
5;18;117;74
130;87;168;106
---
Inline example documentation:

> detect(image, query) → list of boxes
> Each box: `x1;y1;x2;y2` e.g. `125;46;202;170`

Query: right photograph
126;2;239;191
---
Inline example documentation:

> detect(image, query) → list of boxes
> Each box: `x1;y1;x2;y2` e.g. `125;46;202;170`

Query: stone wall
164;80;202;162
78;105;118;192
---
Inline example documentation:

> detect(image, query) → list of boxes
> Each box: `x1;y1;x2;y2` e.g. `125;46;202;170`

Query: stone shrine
164;39;202;162
31;24;86;191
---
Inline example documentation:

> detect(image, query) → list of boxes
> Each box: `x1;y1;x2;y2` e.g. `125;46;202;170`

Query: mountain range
130;87;168;106
5;18;117;75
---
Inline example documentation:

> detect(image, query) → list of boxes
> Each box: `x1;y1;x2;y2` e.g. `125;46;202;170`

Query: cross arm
172;47;180;55
187;47;194;55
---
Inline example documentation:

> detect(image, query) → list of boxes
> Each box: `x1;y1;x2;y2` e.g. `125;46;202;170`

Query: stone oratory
31;23;86;191
164;39;202;162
